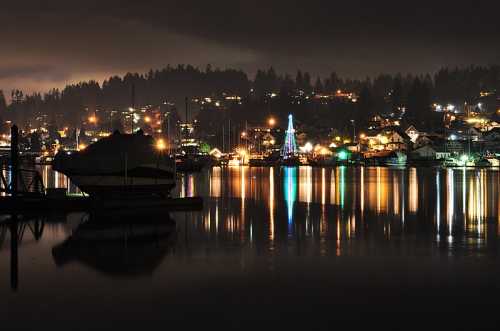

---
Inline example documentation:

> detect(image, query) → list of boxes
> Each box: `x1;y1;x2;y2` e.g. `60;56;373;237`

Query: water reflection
3;166;500;330
284;167;297;225
177;166;500;255
52;213;176;277
3;166;500;294
39;165;81;194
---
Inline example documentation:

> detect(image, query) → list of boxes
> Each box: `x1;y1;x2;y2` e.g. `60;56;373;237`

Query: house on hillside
383;126;411;151
361;126;411;151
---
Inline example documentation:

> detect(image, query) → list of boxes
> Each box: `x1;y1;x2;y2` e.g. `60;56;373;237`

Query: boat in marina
52;130;176;198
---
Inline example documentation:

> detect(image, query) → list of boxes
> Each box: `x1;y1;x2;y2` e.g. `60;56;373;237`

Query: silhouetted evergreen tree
406;77;434;128
391;76;404;113
357;85;374;128
314;77;324;93
303;72;312;93
0;90;6;116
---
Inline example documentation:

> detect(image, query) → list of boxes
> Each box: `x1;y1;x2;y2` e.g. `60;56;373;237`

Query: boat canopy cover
53;131;168;175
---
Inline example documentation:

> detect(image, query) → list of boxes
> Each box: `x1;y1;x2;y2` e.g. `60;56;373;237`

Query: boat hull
70;174;175;197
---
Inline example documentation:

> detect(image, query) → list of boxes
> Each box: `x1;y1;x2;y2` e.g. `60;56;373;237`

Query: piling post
10;125;19;196
10;216;18;291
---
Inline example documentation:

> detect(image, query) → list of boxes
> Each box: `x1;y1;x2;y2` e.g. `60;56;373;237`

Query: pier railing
0;166;45;196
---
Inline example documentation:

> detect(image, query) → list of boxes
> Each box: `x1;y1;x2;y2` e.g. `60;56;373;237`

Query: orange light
268;117;276;127
144;116;151;123
156;138;166;151
88;116;97;124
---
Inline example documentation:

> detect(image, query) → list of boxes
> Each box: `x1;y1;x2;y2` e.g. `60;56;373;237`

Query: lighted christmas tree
280;114;297;159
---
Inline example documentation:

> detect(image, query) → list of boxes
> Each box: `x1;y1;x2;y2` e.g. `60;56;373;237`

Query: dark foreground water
2;166;500;330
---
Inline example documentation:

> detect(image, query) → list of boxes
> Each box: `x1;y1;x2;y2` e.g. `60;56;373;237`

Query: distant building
361;126;411;152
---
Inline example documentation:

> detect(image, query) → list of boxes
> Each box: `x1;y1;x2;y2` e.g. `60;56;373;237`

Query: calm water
2;166;500;330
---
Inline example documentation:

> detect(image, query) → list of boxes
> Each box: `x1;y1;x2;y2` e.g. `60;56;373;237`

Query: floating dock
0;195;203;213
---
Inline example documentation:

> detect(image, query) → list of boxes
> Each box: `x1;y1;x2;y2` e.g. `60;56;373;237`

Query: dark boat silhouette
52;131;176;197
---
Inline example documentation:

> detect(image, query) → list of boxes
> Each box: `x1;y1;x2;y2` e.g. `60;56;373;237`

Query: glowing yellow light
319;147;332;156
335;136;341;141
380;136;389;145
78;143;87;151
268;117;276;127
209;148;223;159
144;116;151;123
88;116;97;124
156;138;167;151
360;133;366;139
241;131;247;137
466;118;486;124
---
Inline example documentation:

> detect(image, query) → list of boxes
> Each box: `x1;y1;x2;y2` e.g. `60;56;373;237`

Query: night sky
1;1;499;96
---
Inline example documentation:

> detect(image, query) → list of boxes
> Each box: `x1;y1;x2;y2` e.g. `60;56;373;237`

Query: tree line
0;64;498;134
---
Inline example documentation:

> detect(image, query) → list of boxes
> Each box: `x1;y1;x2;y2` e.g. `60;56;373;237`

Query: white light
300;142;313;153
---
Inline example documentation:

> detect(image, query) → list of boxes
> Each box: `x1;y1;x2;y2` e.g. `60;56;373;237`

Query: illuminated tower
281;114;297;159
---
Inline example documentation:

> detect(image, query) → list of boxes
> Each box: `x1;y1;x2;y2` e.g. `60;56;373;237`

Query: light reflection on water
13;165;500;255
171;166;500;256
2;165;500;276
2;165;500;329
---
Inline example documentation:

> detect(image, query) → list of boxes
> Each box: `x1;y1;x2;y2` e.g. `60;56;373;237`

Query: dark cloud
0;1;499;96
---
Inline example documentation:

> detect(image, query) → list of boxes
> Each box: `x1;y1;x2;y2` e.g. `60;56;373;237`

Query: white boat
53;131;176;197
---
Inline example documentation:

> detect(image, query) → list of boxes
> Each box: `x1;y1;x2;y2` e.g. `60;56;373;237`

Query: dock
0;195;203;213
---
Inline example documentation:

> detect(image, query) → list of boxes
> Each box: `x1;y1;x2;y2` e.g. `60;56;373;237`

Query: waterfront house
361;126;411;152
411;144;451;160
412;145;436;159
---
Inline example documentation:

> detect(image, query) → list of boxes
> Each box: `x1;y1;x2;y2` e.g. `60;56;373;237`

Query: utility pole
222;125;225;153
130;83;136;133
184;97;189;141
228;119;231;153
351;119;356;142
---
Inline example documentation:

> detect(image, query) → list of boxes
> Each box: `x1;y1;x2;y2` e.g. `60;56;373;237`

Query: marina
1;4;500;327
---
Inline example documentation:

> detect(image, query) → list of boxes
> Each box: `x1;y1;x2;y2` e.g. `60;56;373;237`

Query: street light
268;117;276;127
155;138;166;151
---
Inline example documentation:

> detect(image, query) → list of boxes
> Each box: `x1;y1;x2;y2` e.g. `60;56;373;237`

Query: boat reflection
52;212;176;277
